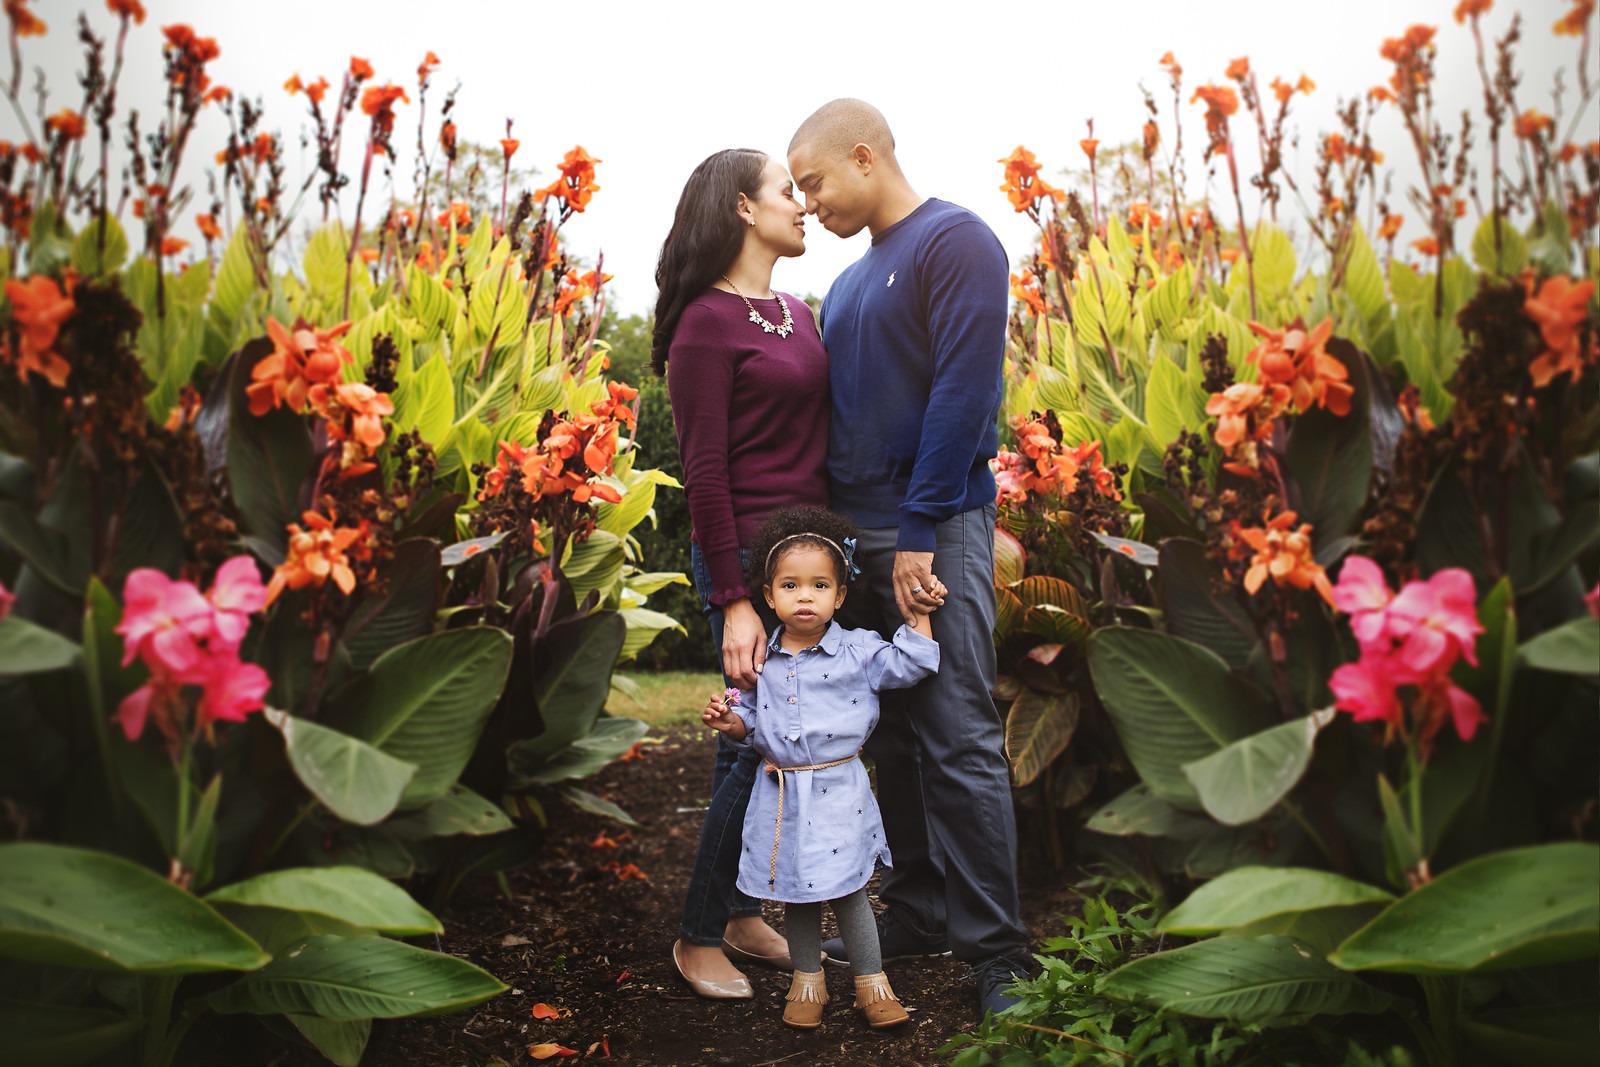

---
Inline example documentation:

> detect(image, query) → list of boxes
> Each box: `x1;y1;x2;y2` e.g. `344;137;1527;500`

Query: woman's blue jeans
678;543;776;946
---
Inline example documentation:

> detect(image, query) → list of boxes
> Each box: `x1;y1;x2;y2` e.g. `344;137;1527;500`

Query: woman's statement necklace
721;275;793;338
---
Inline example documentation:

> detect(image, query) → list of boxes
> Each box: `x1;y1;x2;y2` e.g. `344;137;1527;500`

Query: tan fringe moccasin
852;971;910;1028
782;969;829;1028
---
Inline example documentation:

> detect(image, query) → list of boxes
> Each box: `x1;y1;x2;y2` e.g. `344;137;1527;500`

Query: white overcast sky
9;0;1588;314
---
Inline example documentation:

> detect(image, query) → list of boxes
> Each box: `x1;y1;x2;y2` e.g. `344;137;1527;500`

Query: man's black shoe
820;910;951;967
975;953;1032;1019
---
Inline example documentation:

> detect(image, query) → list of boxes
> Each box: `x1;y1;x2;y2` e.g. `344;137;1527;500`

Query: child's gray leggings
785;887;881;974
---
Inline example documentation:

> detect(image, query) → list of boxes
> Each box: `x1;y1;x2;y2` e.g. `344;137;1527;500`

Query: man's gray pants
841;504;1028;963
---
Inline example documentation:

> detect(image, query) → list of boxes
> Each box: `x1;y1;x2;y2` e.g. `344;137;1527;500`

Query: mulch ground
221;724;1084;1066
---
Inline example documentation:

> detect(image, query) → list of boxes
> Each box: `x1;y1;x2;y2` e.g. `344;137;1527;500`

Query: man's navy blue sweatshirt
820;198;1007;552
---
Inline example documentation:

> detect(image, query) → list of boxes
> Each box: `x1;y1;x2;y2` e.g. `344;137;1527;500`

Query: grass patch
611;669;723;727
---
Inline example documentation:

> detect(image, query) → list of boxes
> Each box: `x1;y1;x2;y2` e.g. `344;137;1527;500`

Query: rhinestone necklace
721;275;793;338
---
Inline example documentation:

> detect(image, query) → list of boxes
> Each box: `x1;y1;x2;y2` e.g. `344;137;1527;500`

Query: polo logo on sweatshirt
886;271;896;287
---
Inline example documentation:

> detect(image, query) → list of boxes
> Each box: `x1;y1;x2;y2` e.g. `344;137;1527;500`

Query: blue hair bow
842;536;861;583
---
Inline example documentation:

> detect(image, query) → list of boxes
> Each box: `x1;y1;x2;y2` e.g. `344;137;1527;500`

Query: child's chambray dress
730;620;939;903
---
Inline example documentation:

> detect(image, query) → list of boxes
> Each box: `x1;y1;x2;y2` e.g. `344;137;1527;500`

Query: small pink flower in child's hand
723;687;742;707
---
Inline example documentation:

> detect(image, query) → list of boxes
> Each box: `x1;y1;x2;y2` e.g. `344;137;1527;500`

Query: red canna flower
349;55;373;80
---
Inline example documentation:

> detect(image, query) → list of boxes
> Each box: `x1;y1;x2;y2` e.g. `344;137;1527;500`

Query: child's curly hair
747;505;860;588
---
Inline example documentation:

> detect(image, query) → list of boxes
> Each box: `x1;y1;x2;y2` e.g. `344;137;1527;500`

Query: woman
653;148;829;998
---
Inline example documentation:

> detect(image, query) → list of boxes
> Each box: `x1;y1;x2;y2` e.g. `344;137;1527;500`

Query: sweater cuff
707;584;752;608
895;512;938;553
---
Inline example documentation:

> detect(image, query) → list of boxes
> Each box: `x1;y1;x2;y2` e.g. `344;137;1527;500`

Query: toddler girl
702;505;946;1029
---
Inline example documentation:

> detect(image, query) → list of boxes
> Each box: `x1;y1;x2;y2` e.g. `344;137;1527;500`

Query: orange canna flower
360;83;408;118
1558;142;1579;163
358;247;378;263
537;146;604;212
159;237;189;257
1206;382;1270;453
1009;270;1046;316
1126;201;1163;231
1453;0;1491;22
284;73;304;95
1191;84;1239;154
202;85;231;106
311;381;394;452
415;240;437;271
1524;273;1597;388
1554;0;1593;36
106;0;145;20
1411;237;1440;256
436;200;472;231
1236;510;1335;606
1219;247;1240;263
500;138;520;162
196;213;222;240
417;50;441;80
2;273;74;387
1225;56;1250;80
1246;317;1352;416
1079;138;1099;160
1368;85;1397;105
1142;120;1160;158
305;76;329;105
4;0;46;36
997;145;1061;212
349;56;373;80
246;317;354;416
264;510;371;606
1296;73;1316;95
1158;51;1182;77
1514;109;1553;139
44;109;86;141
1379;213;1404;240
438;120;457;155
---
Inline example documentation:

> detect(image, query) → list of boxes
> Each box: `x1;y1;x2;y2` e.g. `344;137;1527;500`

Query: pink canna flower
1329;652;1407;731
193;653;271;728
205;556;268;648
1331;555;1395;648
1385;567;1483;672
116;568;215;673
0;579;13;622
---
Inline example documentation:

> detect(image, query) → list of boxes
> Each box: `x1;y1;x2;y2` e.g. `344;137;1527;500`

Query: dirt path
241;724;1083;1066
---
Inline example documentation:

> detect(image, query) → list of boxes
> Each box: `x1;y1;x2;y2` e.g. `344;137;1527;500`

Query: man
787;98;1031;1019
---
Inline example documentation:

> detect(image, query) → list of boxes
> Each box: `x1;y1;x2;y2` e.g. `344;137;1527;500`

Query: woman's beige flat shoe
722;937;827;971
672;940;752;999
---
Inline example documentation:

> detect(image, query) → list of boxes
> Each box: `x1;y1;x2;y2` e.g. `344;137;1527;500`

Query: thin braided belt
764;751;861;892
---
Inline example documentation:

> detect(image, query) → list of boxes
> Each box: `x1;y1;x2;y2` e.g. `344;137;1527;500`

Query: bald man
789;98;1031;1020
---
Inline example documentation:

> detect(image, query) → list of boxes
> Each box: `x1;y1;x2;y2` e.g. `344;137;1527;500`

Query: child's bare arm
703;695;748;742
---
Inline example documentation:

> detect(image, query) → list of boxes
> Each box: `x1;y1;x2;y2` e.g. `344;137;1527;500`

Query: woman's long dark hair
651;148;767;376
